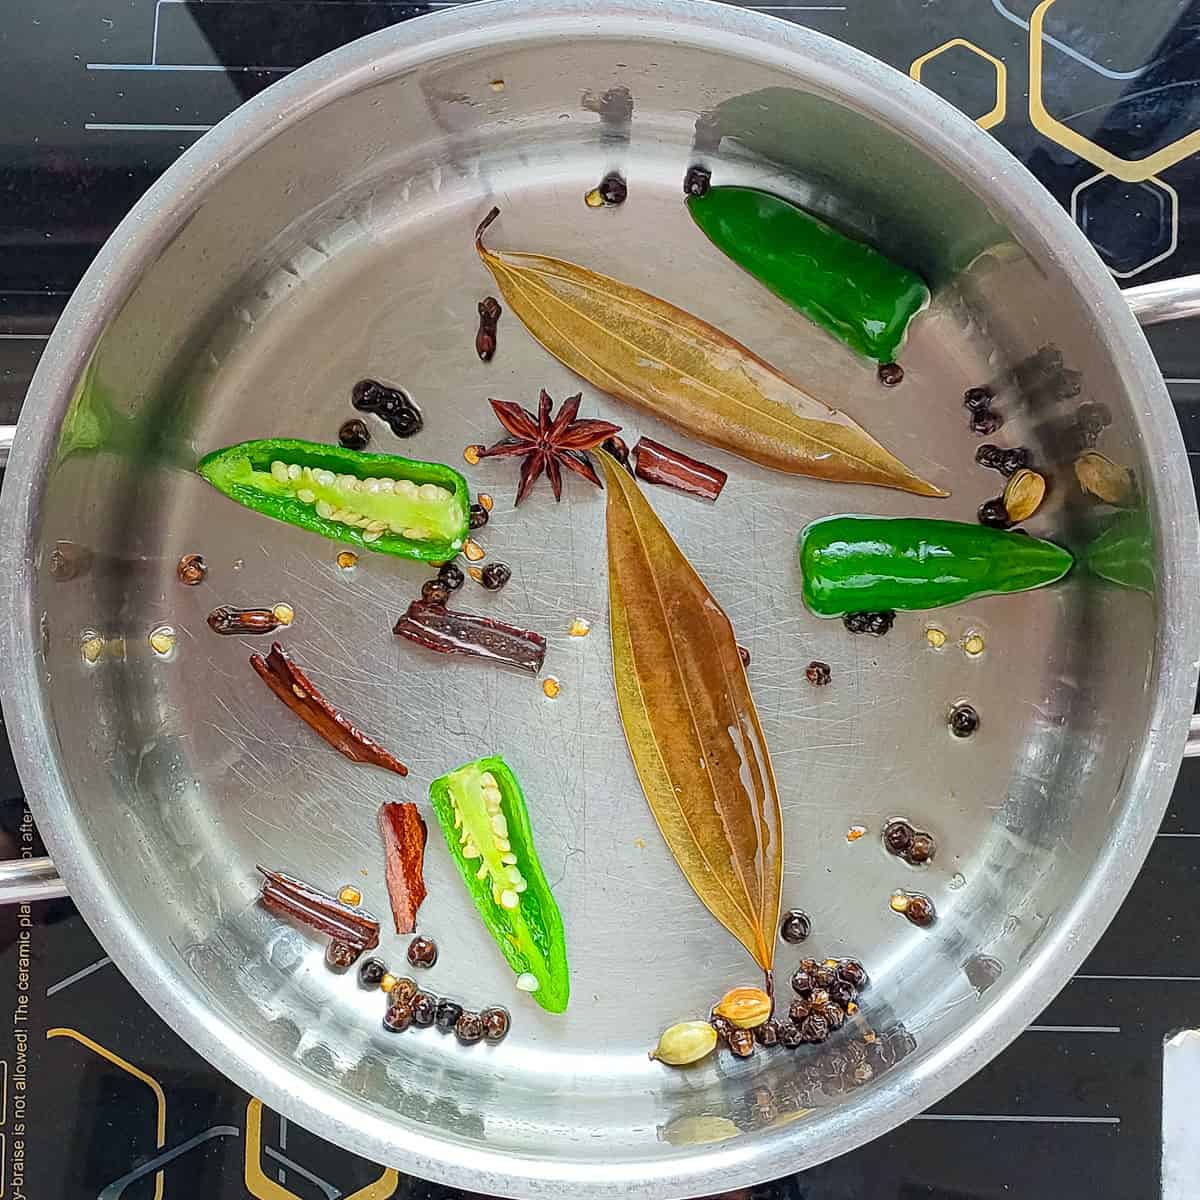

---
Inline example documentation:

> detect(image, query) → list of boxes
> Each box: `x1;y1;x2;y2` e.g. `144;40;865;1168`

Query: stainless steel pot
3;2;1200;1195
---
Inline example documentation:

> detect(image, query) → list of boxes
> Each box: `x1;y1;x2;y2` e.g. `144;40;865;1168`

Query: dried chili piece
257;866;381;956
250;642;408;775
378;802;428;934
393;600;546;675
632;436;727;501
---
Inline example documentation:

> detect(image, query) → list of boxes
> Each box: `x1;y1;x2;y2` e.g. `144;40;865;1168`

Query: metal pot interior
5;4;1196;1195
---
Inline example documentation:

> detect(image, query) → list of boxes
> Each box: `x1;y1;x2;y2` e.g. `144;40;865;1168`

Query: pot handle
0;424;69;901
1124;275;1200;327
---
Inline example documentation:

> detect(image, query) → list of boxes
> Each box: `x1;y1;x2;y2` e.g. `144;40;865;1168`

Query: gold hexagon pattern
1029;0;1200;182
910;38;1008;131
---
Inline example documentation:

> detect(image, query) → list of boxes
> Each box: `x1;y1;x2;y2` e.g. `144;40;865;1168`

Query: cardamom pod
1002;468;1047;523
1074;451;1135;506
649;1020;718;1066
713;985;773;1029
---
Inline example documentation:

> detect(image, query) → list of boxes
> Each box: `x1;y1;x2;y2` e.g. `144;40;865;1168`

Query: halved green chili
686;186;929;362
799;515;1073;616
196;438;469;563
429;755;569;1013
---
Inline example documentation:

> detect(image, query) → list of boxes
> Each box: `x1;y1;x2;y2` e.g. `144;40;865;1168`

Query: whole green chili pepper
686;186;929;362
197;438;469;563
799;515;1073;616
429;755;569;1013
1085;508;1154;595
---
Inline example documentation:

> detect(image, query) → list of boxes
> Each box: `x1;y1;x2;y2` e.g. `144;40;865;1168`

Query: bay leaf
476;208;946;497
599;450;783;971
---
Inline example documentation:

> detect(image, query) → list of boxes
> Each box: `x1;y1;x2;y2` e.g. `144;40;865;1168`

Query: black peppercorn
789;998;812;1024
812;965;837;988
837;960;869;991
480;562;511;591
754;1019;781;1046
843;610;895;637
389;976;418;1005
727;1028;755;1058
780;909;811;944
853;1061;874;1084
435;998;464;1032
905;893;936;927
438;562;465;591
326;941;357;970
779;1021;804;1048
383;1001;413;1032
710;1014;736;1042
970;409;1004;436
824;1003;847;1030
421;579;451;605
598;172;628;205
907;832;935;864
884;819;914;855
999;447;1032;477
949;703;980;738
411;992;438;1026
357;957;388;987
455;1011;486;1044
481;1006;511;1042
975;443;1004;471
338;418;371;451
684;164;712;197
877;362;904;387
828;979;857;1007
977;497;1011;528
801;1013;831;1043
809;987;831;1010
805;661;832;687
799;958;819;975
352;379;423;438
469;503;490;530
962;386;993;413
791;968;814;995
407;936;438;968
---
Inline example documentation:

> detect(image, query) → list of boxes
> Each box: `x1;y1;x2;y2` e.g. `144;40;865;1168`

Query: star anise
478;390;621;505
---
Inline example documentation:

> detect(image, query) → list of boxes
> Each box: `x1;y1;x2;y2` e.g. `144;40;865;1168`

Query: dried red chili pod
250;642;409;775
632;436;727;502
393;599;546;675
378;802;428;934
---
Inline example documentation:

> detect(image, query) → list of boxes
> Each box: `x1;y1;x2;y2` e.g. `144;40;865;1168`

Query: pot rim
2;2;1196;1194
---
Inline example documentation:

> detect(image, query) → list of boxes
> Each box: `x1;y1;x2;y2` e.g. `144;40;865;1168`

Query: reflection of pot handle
0;423;69;901
1124;276;1200;326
